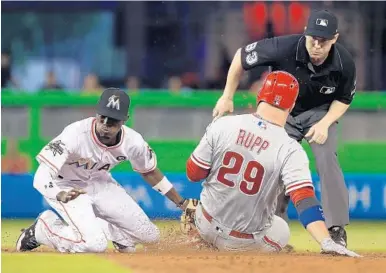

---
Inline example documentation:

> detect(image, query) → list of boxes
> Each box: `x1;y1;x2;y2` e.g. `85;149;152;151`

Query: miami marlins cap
96;88;130;121
304;10;338;39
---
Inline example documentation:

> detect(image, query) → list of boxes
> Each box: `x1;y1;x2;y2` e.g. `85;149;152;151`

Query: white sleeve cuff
285;181;314;195
191;154;211;170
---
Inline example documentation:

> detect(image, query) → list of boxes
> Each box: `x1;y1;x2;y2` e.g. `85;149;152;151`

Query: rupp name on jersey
183;71;360;257
235;127;270;154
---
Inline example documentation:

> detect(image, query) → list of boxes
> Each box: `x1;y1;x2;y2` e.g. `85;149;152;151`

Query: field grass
2;253;131;273
2;219;386;273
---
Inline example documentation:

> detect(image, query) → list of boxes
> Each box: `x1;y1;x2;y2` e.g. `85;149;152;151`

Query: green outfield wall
2;90;386;173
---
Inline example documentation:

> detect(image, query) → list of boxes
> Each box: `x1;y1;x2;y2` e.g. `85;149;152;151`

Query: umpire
212;9;356;247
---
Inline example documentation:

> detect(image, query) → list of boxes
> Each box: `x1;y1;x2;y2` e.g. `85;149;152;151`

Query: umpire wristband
152;176;174;195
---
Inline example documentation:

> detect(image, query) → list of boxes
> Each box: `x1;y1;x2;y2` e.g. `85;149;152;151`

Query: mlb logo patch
316;18;328;27
257;121;267;130
319;86;336;95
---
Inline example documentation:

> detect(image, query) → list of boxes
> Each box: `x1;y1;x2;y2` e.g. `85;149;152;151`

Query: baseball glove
179;198;199;234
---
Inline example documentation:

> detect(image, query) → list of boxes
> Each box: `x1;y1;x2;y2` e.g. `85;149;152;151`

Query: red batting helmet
257;71;299;110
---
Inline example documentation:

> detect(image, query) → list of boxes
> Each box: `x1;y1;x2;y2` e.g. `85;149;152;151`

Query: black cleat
112;241;127;251
112;241;136;253
328;226;347;247
16;220;40;252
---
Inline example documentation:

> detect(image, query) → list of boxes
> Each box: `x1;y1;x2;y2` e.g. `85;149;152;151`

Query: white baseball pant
33;176;160;253
194;203;290;252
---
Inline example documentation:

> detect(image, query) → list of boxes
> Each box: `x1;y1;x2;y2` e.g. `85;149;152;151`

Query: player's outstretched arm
282;147;361;257
141;168;194;210
289;187;361;257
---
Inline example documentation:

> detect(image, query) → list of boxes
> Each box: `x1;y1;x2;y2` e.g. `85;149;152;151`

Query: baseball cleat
283;244;295;253
328;226;347;247
112;241;136;253
16;219;40;252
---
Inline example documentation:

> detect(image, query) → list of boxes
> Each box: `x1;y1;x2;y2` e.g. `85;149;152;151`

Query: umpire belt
200;206;254;239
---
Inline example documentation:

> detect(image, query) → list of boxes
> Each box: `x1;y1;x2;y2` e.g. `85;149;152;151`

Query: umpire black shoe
328;226;347;247
16;220;40;252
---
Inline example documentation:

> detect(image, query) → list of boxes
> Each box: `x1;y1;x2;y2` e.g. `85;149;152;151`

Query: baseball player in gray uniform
212;10;356;247
182;71;359;257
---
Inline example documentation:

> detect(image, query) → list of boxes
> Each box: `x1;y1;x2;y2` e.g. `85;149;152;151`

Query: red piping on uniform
39;203;86;244
39;218;85;244
191;154;211;168
263;235;282;251
286;181;313;192
37;154;59;173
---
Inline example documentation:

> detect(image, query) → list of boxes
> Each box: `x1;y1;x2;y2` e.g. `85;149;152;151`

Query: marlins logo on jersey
35;117;157;181
45;140;65;156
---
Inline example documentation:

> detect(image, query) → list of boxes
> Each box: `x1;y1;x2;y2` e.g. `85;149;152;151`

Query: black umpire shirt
241;34;356;116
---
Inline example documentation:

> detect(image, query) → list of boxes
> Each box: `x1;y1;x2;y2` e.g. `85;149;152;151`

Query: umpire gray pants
275;104;349;228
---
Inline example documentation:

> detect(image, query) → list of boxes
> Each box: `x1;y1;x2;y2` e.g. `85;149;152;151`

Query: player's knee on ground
142;223;160;244
134;222;160;244
272;215;290;249
83;233;108;253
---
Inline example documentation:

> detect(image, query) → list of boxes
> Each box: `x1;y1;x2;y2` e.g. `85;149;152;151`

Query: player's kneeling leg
112;220;160;252
101;207;161;251
192;204;216;246
36;213;108;253
34;197;109;253
134;220;161;245
260;215;290;252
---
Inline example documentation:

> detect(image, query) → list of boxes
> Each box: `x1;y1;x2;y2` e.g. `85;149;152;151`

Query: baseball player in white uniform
16;88;197;253
182;71;360;257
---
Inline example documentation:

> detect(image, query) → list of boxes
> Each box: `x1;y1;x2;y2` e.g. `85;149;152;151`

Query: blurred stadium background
1;0;386;251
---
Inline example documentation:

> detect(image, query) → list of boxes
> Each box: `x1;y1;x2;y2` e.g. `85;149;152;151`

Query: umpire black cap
305;10;338;39
96;88;130;121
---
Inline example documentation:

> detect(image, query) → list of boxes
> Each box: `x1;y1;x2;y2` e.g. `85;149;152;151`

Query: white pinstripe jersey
191;114;313;233
36;117;156;183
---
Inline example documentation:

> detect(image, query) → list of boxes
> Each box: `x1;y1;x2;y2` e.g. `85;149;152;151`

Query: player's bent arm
33;163;64;200
289;187;362;257
186;123;214;182
141;168;186;208
223;37;281;99
289;187;331;244
319;100;350;127
186;157;210;182
33;163;85;203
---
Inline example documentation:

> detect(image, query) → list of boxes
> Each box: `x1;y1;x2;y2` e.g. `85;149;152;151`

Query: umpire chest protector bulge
241;34;356;116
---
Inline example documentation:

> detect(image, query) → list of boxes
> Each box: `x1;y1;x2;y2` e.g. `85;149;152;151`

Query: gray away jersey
191;114;313;233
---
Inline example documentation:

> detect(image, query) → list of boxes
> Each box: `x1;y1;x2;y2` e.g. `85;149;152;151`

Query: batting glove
321;238;362;257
